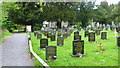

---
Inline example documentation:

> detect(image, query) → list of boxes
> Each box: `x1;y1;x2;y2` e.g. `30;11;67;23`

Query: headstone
46;46;57;61
47;32;52;38
101;32;107;40
116;27;120;33
74;31;79;36
84;31;89;37
57;36;64;46
57;30;62;36
88;32;95;42
50;35;55;41
40;38;48;49
117;36;120;47
72;40;84;57
37;34;42;39
74;35;81;40
95;30;100;35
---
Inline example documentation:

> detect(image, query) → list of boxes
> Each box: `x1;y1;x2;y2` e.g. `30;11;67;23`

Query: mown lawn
31;28;118;66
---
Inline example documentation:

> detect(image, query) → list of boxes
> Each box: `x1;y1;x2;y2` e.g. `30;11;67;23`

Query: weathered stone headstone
84;31;89;37
88;32;95;42
57;36;64;46
46;46;57;61
37;34;42;39
50;35;55;41
117;36;120;47
40;38;48;49
72;40;84;57
101;32;107;40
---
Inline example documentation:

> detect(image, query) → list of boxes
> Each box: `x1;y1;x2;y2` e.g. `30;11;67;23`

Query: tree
42;2;76;28
76;2;95;27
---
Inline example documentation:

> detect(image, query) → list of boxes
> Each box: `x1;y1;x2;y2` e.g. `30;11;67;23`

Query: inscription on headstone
46;46;57;61
50;35;55;41
101;32;107;40
84;31;89;37
88;32;95;42
40;38;48;49
57;36;64;46
37;34;42;39
72;40;84;57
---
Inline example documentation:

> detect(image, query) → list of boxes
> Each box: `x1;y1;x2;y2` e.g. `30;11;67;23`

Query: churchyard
30;26;118;66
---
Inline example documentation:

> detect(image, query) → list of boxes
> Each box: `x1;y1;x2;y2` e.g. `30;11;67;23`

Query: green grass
0;32;12;39
31;28;118;66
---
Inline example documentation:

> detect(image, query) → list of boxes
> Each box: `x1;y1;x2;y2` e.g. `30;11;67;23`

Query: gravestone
66;30;71;36
116;27;120;33
57;31;62;36
88;32;95;42
40;38;48;49
74;35;81;40
50;35;56;41
95;30;100;35
47;32;52;38
101;32;107;40
57;36;64;46
37;34;42;39
117;36;120;47
74;31;79;36
84;31;89;37
46;46;57;61
72;40;84;57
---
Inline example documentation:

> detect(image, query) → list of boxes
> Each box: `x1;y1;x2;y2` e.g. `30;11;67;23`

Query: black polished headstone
72;40;84;56
74;35;81;40
84;31;89;37
88;32;95;42
117;36;120;47
57;36;64;46
101;32;107;40
46;46;57;61
50;35;55;41
40;38;48;49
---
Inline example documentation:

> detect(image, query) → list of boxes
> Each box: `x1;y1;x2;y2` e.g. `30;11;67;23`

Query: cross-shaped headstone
97;43;104;52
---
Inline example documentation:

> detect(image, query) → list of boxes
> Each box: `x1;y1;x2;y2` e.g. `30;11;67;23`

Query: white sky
95;0;120;5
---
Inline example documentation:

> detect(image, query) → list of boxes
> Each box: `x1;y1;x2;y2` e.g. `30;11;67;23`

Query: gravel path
1;33;33;66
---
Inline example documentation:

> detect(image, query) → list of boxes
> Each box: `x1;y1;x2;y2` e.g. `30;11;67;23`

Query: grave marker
46;46;57;61
88;32;95;42
50;35;56;41
40;38;48;49
101;32;107;40
84;31;89;37
57;36;64;46
72;40;84;57
117;36;120;47
37;34;42;39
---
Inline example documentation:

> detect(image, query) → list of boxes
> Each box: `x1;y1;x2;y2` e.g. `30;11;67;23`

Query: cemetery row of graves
29;24;119;66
